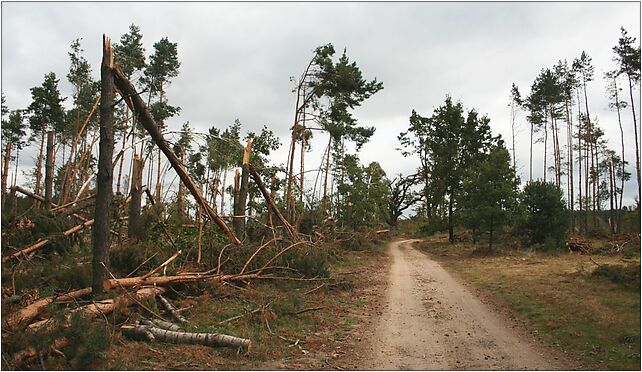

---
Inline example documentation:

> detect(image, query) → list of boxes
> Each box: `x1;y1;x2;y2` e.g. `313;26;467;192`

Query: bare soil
336;239;571;370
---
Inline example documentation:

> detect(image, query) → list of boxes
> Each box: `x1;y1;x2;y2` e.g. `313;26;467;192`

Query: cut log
121;323;251;349
248;164;299;241
111;63;240;245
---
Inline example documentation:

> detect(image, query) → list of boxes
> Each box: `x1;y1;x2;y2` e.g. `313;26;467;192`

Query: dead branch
293;306;327;315
217;302;271;325
141;250;182;280
240;238;278;274
2;219;95;263
157;295;188;324
303;283;325;295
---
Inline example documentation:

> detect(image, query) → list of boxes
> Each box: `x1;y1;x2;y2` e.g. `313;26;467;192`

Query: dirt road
359;239;560;370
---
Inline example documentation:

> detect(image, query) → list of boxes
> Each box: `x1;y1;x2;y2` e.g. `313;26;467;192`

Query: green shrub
592;263;641;290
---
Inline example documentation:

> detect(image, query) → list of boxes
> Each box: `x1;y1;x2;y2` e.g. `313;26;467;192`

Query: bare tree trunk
609;158;615;234
220;169;227;215
322;136;332;213
128;155;143;239
177;151;186;216
2;141;11;202
44;131;55;210
116;111;128;194
156;147;162;204
628;76;640;203
35;128;46;198
196;204;203;264
613;78;625;232
566;101;574;229
529;121;533;182
92;36;115;296
233;138;253;239
300;132;306;205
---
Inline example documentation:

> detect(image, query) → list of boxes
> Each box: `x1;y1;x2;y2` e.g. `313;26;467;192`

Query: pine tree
142;37;181;204
1;107;27;200
613;27;641;203
27;72;66;197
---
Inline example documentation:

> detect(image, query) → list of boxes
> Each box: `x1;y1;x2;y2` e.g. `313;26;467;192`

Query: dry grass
417;235;640;370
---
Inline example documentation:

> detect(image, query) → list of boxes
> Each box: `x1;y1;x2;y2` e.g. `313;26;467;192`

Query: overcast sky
1;1;641;207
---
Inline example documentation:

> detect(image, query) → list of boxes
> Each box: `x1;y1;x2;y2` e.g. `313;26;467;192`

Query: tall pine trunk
2;141;11;201
93;36;115;295
35;128;46;197
322;136;332;213
627;75;640;203
44;131;55;210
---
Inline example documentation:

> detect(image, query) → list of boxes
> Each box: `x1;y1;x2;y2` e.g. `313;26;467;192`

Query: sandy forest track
359;239;561;370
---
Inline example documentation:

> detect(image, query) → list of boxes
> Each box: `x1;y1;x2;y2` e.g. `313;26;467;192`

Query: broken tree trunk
128;154;143;239
121;323;251;349
44;131;55;210
233;169;241;236
92;35;115;295
111;59;240;245
233;138;253;239
2;219;95;263
248;164;299;241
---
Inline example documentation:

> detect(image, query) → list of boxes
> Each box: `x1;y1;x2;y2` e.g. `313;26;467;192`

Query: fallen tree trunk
121;323;251;349
3;287;93;330
12;287;165;366
111;63;240;245
248;164;299;241
2;219;95;263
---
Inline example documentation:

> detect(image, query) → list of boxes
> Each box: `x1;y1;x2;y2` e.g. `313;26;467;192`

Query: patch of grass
425;241;641;370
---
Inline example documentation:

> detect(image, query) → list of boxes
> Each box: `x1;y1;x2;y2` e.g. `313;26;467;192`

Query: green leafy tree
520;180;569;248
27;72;66;195
399;96;496;242
460;144;519;251
387;172;422;226
336;155;389;229
286;44;383;215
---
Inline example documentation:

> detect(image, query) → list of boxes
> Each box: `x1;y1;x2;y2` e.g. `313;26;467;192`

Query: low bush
592;263;641;290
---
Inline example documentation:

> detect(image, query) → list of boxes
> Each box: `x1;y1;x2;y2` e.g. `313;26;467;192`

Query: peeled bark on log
121;324;251;349
111;63;241;245
157;294;188;323
248;164;299;241
2;219;95;263
44;131;55;210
